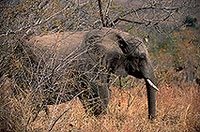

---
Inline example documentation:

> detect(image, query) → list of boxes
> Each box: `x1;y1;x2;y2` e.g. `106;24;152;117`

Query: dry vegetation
1;75;199;132
1;0;200;132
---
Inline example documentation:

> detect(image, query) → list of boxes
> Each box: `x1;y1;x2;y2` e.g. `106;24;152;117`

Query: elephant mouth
146;79;159;91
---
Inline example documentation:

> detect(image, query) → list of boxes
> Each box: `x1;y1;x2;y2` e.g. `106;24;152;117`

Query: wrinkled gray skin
31;28;157;119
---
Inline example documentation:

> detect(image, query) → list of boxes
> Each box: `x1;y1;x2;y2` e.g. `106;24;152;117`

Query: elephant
29;27;158;119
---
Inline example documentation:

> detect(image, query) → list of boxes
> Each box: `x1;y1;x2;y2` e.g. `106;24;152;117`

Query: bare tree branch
97;0;106;27
117;18;146;25
104;0;113;26
112;5;180;25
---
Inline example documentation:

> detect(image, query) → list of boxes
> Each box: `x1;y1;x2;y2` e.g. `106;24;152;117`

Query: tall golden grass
1;73;199;132
25;81;199;132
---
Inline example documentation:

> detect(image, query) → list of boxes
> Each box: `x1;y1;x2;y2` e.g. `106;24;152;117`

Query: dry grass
1;56;199;132
25;81;199;132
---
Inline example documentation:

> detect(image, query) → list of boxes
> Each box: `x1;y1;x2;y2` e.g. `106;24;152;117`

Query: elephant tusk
147;79;159;91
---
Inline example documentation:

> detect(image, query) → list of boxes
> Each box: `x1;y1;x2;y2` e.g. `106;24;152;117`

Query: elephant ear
115;34;130;55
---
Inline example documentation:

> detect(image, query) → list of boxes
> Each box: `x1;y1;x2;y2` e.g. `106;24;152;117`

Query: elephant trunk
141;62;158;120
145;78;157;120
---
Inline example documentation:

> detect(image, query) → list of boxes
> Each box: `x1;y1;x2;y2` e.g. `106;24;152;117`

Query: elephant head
109;33;158;119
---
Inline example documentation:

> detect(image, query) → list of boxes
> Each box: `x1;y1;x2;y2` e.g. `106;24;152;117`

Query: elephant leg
78;82;109;116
